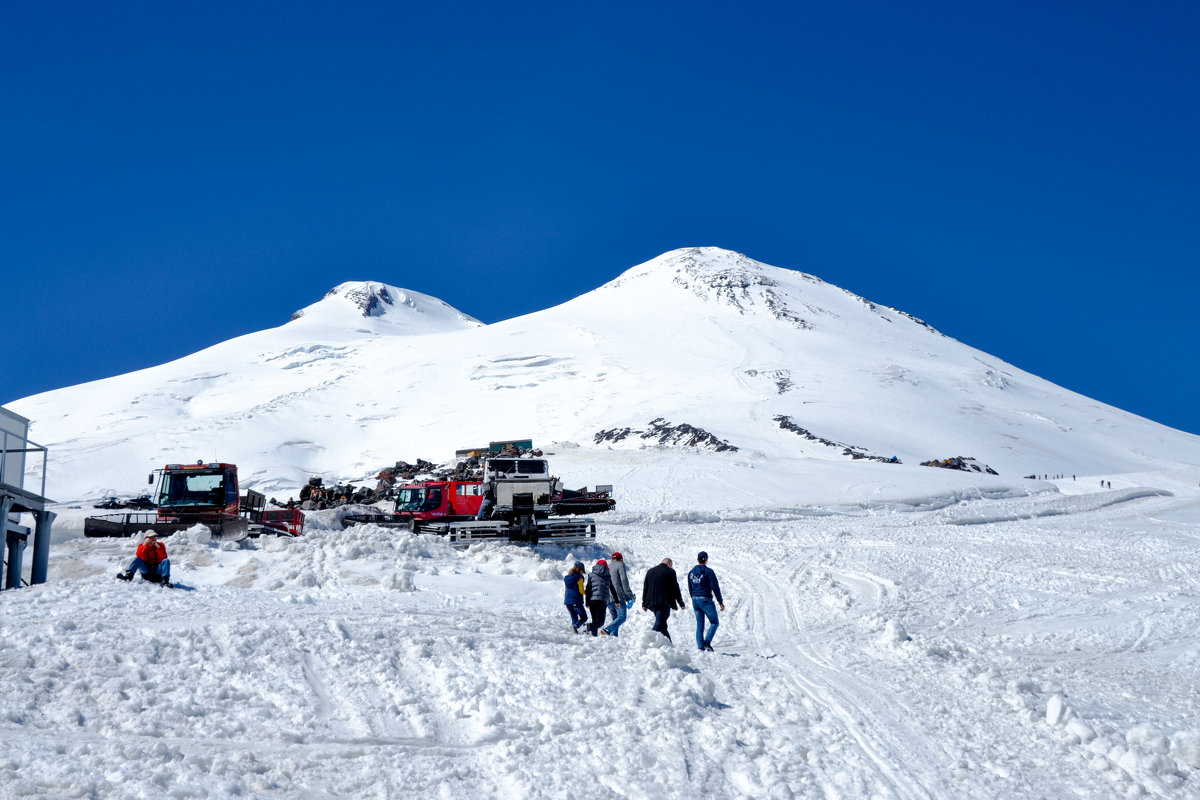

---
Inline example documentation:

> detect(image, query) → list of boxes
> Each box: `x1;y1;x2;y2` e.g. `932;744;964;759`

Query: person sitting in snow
116;531;171;586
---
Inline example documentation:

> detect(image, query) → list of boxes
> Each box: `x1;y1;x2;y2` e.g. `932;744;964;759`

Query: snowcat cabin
393;486;444;516
392;481;484;521
482;458;556;518
154;463;240;517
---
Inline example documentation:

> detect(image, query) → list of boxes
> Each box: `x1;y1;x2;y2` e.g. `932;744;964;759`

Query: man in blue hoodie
688;551;725;651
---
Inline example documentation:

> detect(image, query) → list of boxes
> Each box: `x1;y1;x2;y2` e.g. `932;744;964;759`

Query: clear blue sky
3;1;1198;435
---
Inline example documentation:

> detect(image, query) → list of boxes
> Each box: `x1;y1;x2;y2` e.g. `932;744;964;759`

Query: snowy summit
289;281;483;334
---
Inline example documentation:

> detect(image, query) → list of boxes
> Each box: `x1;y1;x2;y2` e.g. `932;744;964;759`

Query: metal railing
1;429;49;501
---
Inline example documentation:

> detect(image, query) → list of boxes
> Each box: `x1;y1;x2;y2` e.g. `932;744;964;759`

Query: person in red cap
584;558;618;636
601;552;634;636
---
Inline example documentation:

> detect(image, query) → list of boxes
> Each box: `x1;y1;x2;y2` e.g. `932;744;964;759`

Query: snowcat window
488;459;516;474
393;488;426;512
158;470;226;508
457;484;482;496
422;489;442;511
516;461;547;475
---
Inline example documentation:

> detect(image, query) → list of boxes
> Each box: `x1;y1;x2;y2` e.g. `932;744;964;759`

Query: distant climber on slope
116;531;171;586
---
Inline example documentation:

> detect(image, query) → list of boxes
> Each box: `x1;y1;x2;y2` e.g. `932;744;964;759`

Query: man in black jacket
642;558;686;640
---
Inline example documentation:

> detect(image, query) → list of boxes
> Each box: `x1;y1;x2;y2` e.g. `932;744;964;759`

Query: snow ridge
8;246;1200;506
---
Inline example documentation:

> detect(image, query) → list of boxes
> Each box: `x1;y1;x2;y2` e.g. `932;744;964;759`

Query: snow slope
10;247;1200;508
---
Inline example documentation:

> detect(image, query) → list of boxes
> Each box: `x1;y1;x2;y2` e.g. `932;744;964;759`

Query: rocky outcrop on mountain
774;415;899;463
334;283;395;317
662;248;815;330
920;457;998;475
289;281;482;329
745;369;795;394
594;418;738;452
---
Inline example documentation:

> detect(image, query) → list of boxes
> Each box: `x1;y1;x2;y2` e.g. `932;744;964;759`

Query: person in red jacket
116;531;171;586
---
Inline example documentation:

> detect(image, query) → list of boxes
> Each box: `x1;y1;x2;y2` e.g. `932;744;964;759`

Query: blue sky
4;1;1198;435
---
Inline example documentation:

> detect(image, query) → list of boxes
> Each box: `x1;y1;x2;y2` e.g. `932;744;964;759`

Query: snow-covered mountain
8;248;1200;799
11;247;1200;505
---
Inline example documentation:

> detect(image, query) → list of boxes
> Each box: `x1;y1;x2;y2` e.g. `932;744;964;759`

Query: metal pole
1;495;18;590
30;509;54;585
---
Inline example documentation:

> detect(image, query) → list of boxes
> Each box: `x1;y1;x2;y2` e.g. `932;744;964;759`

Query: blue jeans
566;603;587;630
602;601;627;636
693;597;719;649
129;557;170;581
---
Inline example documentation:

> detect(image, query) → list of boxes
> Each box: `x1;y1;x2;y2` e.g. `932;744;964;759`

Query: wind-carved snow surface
5;482;1200;798
5;247;1200;797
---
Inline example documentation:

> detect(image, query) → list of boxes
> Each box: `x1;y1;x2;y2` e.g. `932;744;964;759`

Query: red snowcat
85;462;303;541
342;455;612;546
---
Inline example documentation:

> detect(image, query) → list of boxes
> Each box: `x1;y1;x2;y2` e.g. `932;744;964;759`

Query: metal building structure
1;406;53;590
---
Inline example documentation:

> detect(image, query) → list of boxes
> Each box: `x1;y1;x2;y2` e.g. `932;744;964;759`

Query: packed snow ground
4;475;1200;799
7;247;1200;798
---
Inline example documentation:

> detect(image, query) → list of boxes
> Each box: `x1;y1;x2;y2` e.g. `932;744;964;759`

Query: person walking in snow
602;552;635;637
116;531;171;586
585;559;618;636
642;558;685;640
687;551;725;652
563;562;587;633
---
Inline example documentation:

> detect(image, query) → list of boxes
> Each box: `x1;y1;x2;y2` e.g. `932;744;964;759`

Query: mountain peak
288;281;482;334
324;281;402;318
596;247;824;329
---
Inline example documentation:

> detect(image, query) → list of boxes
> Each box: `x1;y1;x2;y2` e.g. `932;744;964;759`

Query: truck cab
154;462;240;520
392;480;485;521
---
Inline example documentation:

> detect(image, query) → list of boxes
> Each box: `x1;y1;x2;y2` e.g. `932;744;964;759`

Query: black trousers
587;600;607;635
649;605;672;639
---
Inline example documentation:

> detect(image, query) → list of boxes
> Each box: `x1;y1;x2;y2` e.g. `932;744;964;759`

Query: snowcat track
341;513;415;530
421;518;597;547
84;512;249;542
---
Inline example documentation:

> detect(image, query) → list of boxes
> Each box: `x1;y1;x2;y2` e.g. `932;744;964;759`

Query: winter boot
116;570;134;581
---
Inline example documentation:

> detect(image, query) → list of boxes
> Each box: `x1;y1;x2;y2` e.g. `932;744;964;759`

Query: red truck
85;462;303;540
343;455;612;545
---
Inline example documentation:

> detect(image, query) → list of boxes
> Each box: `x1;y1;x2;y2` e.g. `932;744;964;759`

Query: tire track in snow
729;553;938;800
302;651;333;724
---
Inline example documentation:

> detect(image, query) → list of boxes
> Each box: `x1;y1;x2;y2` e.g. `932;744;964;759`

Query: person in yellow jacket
563;562;587;633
